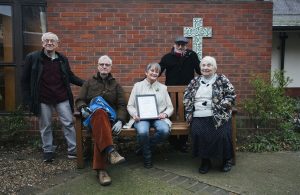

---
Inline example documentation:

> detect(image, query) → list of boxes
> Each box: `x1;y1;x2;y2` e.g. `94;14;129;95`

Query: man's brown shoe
98;170;111;186
108;150;125;165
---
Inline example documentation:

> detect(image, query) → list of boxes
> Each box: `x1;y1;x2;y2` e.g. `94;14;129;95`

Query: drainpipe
279;32;288;87
279;32;288;71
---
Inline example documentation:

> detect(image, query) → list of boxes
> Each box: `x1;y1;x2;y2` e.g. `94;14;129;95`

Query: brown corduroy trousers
90;109;113;170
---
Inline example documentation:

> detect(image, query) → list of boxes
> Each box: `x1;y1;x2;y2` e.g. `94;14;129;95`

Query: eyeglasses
98;63;111;67
43;39;57;43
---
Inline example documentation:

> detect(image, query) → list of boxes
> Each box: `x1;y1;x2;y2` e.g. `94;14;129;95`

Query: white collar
200;74;217;85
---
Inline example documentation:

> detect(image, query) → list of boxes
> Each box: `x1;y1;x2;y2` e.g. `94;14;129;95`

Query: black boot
142;144;153;169
221;159;232;172
199;158;211;174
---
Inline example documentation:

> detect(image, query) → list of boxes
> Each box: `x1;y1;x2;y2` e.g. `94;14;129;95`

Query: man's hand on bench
81;106;92;118
112;120;122;135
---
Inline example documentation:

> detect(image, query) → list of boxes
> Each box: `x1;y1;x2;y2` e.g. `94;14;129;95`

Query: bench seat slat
118;122;189;136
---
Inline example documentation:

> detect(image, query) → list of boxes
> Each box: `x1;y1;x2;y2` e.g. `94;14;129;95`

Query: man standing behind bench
159;36;201;152
75;55;127;186
21;32;84;162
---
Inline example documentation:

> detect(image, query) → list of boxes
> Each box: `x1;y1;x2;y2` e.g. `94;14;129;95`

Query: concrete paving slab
37;151;300;195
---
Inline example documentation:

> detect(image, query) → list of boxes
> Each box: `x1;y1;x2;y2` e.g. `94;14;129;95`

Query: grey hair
145;62;161;73
200;56;217;70
41;32;59;42
98;55;112;65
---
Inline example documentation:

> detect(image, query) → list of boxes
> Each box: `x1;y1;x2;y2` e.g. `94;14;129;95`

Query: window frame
0;0;46;112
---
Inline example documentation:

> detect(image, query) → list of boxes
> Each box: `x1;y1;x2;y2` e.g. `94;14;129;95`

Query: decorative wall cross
184;18;212;60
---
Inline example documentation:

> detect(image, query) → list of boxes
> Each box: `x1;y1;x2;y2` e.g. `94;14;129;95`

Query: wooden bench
75;86;237;168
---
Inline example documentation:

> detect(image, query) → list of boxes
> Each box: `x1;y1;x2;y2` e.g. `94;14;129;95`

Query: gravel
0;144;78;195
0;137;166;195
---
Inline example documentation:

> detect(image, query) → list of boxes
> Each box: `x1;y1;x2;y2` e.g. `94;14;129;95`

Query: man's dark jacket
21;50;84;116
75;72;127;124
159;48;201;85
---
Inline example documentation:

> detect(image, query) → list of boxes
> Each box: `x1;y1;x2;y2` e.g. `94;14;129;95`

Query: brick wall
47;0;273;105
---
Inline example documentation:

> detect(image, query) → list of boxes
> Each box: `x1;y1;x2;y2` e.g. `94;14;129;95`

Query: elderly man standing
21;32;84;162
159;36;200;153
75;55;127;186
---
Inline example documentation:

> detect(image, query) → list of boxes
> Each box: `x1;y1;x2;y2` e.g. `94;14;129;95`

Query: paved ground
35;151;300;195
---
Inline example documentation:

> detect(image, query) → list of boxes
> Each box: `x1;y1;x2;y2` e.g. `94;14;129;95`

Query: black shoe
144;158;153;169
198;159;211;174
221;159;232;172
43;152;54;163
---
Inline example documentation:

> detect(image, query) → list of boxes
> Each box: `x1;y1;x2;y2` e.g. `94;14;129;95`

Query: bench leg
75;117;84;169
231;114;237;165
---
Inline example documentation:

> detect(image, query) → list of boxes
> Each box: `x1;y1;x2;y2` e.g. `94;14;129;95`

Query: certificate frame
136;94;159;120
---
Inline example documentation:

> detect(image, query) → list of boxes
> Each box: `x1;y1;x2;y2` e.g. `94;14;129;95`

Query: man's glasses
43;39;58;43
98;63;111;67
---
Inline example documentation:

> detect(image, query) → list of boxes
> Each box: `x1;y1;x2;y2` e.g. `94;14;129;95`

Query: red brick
47;0;272;108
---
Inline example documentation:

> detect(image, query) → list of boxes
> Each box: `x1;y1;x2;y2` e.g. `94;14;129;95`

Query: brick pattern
126;162;239;194
47;0;273;103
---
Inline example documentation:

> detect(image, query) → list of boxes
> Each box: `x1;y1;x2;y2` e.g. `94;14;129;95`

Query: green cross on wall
184;18;212;60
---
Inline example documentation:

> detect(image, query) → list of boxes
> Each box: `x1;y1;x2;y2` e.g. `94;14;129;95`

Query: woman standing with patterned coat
183;56;236;174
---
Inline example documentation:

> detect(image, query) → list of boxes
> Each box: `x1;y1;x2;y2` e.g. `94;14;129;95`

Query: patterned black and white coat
183;74;236;128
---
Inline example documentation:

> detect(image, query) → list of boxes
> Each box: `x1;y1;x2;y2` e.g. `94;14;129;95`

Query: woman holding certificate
127;62;174;168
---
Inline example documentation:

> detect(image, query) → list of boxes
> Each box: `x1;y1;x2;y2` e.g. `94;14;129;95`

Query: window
0;1;46;112
22;5;46;56
0;5;13;111
0;5;13;63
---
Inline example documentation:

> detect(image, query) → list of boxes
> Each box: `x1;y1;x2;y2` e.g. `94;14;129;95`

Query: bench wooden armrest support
75;112;84;169
231;107;237;165
75;86;237;168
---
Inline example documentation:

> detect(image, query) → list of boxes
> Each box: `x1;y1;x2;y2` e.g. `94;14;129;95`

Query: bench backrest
122;86;186;122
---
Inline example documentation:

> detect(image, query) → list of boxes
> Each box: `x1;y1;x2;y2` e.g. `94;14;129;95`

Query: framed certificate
136;94;159;120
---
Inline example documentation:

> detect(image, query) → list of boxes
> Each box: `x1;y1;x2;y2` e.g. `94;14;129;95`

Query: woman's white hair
98;55;112;65
41;32;59;42
145;62;161;73
200;56;217;70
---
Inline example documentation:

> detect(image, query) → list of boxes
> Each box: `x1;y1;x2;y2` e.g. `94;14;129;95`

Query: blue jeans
134;119;170;160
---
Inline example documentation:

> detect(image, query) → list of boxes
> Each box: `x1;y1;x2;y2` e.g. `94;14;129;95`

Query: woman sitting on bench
183;56;236;174
127;62;174;168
